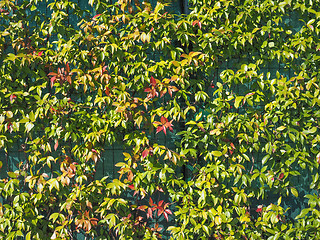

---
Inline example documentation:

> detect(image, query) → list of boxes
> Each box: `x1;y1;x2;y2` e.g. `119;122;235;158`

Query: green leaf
291;187;298;197
30;5;37;11
135;115;143;128
303;126;317;134
262;155;270;165
49;213;60;223
234;96;244;108
25;122;34;133
25;232;31;240
202;225;209;235
8;172;17;178
295;208;310;219
212;151;222;157
277;126;286;131
214;216;222;225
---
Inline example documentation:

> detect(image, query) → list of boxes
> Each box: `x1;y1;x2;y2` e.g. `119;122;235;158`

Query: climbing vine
0;0;320;239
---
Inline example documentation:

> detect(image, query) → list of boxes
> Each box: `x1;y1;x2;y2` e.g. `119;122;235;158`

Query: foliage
0;0;320;239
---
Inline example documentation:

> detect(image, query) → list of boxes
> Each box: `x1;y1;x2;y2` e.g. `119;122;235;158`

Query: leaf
212;151;222;157
115;162;126;167
278;172;284;180
277;126;286;131
25;232;31;240
262;155;270;165
217;205;222;214
147;207;153;219
135;115;143;128
142;149;149;159
10;94;16;103
49;212;60;223
150;76;156;86
163;211;169;221
25;122;34;133
93;14;101;19
303;126;317;134
165;209;172;215
234;96;244;108
202;225;209;235
291;187;298;197
295;208;310;219
156;126;164;134
8;172;17;178
215;216;222;225
54;139;59;151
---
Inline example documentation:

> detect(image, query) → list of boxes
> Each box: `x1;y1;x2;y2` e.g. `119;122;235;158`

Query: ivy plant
0;0;320;239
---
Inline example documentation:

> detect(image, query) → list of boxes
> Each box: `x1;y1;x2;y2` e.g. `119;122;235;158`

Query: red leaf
160;90;166;98
279;172;284;180
128;184;135;190
38;51;43;56
246;92;255;97
105;87;110;96
162;126;167;135
54;140;59;151
158;200;164;207
10;94;16;103
144;87;151;93
160;116;167;124
192;20;201;29
156;126;163;134
50;76;57;87
142;149;149;159
157;208;163;216
165;209;172;215
150;76;156;87
163;211;169;221
7;122;12;131
66;63;70;73
147;208;153;219
256;205;263;213
93;14;101;19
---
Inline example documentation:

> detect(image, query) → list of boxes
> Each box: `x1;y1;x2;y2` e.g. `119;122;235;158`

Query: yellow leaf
215;216;222;225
